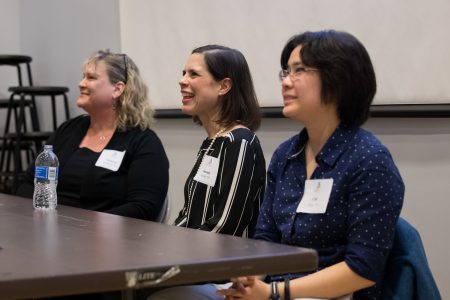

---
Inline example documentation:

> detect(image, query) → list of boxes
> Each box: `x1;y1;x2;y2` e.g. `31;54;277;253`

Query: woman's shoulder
224;127;258;144
55;114;89;134
343;128;400;174
126;126;161;141
121;127;166;151
352;127;390;154
274;132;302;156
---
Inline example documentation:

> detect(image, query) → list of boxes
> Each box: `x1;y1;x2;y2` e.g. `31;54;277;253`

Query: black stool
0;55;32;86
8;86;70;131
0;55;37;129
1;86;70;193
0;55;35;193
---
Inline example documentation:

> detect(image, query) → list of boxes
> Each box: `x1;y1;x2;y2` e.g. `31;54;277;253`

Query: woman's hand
216;276;271;300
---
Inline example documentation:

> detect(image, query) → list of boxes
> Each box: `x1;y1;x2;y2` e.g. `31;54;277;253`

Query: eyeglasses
278;65;319;82
121;54;128;84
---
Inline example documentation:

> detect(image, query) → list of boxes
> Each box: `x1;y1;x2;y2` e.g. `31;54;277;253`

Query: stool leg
26;62;33;86
1;94;15;187
0;138;12;193
4;93;15;136
30;95;40;132
0;137;7;177
12;141;21;193
12;93;27;193
63;93;70;121
51;95;57;130
16;65;23;86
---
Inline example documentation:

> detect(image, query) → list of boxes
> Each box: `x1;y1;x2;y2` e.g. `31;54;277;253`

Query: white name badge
95;149;126;171
296;178;333;214
193;154;220;187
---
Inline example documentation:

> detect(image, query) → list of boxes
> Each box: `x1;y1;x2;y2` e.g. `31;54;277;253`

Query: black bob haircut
281;30;377;128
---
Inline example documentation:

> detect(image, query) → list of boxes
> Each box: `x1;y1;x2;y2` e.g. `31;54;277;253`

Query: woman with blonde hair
18;49;169;221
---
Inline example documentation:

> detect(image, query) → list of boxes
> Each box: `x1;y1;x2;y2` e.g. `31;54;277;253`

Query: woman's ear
218;78;232;96
112;81;126;99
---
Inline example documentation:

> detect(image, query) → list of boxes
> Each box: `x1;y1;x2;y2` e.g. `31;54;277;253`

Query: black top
18;115;169;221
174;128;266;237
57;147;100;207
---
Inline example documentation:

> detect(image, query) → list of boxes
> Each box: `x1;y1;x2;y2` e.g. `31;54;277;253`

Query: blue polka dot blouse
255;125;404;299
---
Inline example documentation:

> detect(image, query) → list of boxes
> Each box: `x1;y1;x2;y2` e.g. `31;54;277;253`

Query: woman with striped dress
174;45;266;238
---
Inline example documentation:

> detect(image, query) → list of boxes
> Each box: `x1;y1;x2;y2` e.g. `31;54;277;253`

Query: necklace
96;133;112;146
90;127;114;142
86;128;113;149
185;128;226;217
203;128;225;156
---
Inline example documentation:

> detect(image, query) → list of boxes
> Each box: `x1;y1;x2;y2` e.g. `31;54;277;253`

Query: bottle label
35;166;58;180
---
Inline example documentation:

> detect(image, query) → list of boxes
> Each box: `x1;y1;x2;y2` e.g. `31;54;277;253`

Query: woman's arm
288;262;373;298
105;131;169;221
218;262;373;300
343;150;404;285
253;149;282;243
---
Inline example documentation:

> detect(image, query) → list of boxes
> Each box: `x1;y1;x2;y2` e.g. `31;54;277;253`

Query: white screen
120;0;450;109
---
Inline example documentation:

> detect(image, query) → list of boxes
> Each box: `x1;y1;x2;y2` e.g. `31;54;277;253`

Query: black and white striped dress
174;128;266;237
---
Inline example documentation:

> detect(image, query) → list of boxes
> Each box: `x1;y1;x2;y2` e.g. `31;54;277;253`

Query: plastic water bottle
33;144;59;210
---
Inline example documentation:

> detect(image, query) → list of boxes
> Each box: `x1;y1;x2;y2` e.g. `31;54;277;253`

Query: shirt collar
287;129;308;159
287;124;358;167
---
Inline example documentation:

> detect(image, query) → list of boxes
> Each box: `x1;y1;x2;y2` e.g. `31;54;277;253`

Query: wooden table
0;193;317;299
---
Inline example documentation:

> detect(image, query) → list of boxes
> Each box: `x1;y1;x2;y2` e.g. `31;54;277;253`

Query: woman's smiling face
179;53;223;122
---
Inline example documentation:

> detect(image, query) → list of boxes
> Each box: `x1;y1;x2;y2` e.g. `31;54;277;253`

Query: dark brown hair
191;45;261;131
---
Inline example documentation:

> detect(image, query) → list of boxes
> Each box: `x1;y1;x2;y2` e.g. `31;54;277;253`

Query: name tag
193;155;220;187
95;149;126;171
296;178;333;214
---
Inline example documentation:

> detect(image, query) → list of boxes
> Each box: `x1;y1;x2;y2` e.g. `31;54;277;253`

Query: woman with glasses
217;30;404;299
17;49;169;222
147;45;266;300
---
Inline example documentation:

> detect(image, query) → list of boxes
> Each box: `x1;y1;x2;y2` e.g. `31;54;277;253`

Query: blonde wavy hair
84;49;154;130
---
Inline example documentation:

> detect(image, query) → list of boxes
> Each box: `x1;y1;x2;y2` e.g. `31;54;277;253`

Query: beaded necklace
185;128;225;215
